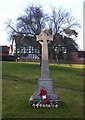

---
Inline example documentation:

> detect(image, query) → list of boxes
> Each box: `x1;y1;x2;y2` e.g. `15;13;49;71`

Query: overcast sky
0;0;84;50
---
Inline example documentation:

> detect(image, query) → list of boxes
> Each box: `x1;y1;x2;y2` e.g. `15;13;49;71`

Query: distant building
0;46;16;61
0;45;9;56
2;34;84;64
11;35;40;62
10;37;85;64
71;51;85;64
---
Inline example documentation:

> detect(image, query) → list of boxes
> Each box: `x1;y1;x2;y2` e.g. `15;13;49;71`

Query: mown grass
2;62;84;118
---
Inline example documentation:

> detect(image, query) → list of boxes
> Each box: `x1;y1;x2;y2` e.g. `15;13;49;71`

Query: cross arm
36;32;53;42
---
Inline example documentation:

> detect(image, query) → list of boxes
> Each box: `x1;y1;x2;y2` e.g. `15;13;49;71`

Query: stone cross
36;29;53;80
29;29;60;108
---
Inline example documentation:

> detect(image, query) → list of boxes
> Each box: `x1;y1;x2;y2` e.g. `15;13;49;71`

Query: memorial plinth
29;29;61;108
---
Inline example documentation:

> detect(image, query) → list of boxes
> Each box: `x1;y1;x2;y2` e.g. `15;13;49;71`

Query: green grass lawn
2;62;84;118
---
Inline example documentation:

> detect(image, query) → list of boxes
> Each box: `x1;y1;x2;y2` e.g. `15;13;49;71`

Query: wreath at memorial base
38;89;49;103
29;89;59;108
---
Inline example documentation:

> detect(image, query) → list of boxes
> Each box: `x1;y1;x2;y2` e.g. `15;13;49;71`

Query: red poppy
38;89;47;96
38;89;49;103
43;97;49;103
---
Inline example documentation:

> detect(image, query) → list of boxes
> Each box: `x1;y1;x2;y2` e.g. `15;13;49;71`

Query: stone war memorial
29;29;61;108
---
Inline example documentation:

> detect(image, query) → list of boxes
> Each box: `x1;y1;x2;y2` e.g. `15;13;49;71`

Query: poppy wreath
38;89;49;103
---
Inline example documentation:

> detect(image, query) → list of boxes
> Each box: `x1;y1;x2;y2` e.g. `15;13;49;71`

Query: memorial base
29;78;61;108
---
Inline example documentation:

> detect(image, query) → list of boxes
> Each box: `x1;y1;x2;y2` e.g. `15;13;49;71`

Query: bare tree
16;5;47;36
5;5;80;39
5;5;47;39
5;5;80;63
48;7;80;35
